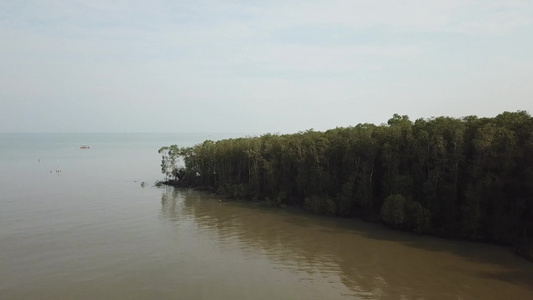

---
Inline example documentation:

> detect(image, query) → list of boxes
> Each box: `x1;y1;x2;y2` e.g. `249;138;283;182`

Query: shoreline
157;180;533;262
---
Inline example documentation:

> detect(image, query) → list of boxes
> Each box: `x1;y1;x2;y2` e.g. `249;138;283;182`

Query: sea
1;133;532;299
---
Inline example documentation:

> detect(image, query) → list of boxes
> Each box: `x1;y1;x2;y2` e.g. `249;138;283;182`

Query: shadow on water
160;187;533;299
478;270;533;289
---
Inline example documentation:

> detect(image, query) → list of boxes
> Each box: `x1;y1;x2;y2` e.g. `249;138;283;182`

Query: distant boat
80;145;90;149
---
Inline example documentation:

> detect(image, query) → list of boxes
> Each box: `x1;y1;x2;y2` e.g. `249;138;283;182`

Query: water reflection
160;188;533;299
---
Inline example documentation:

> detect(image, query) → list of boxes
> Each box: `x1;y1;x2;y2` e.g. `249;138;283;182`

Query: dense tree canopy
159;111;533;251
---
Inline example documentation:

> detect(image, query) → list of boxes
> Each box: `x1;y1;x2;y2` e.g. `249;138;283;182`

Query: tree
157;111;533;250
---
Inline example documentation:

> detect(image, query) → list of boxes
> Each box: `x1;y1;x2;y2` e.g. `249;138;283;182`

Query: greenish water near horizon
1;133;532;299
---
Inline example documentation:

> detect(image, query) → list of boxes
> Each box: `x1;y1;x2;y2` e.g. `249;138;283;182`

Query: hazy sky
1;1;532;133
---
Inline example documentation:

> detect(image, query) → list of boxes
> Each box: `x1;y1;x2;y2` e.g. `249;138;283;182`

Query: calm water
1;133;532;299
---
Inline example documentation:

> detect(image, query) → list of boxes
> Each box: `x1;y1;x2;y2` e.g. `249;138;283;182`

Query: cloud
255;0;532;35
1;0;532;132
233;44;422;75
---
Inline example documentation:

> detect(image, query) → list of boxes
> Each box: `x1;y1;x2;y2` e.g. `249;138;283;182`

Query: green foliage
231;184;249;199
336;181;354;216
381;194;431;232
304;195;336;215
404;199;431;233
159;111;533;247
381;194;406;227
158;144;182;181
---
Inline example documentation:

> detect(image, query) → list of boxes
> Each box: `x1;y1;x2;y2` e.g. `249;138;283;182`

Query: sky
1;0;532;133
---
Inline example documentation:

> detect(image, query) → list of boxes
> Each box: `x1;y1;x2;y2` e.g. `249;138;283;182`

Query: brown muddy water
1;133;532;299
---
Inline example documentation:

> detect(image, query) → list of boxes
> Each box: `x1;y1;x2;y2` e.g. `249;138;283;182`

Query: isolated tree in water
158;144;181;181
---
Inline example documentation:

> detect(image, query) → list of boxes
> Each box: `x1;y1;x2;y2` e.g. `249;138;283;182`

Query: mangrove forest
158;111;533;257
